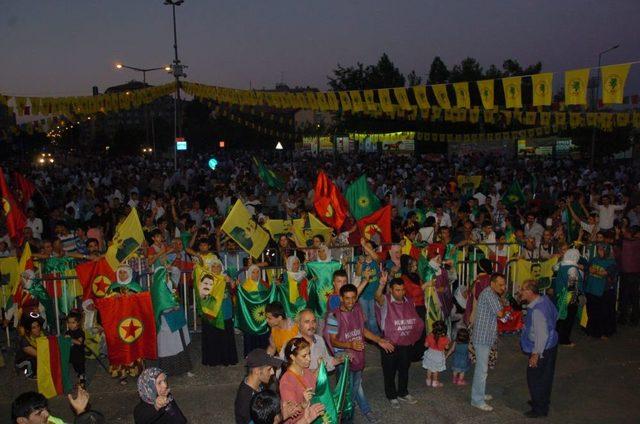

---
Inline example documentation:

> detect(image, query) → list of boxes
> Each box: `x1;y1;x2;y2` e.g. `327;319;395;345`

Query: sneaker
187;372;195;378
389;399;400;409
472;403;494;412
363;412;380;423
485;394;493;401
398;394;418;405
457;378;468;386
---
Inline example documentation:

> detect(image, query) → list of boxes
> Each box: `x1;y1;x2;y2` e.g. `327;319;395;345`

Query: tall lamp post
115;63;171;155
164;0;187;170
590;44;620;167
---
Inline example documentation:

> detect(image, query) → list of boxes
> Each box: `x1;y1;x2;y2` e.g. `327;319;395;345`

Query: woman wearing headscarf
106;264;145;385
384;244;402;278
152;266;192;376
584;243;617;339
316;245;332;262
134;367;187;424
241;265;272;357
553;248;584;346
198;259;238;366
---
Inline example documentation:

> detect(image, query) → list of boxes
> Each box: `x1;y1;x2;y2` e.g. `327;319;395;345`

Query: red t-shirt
425;333;450;351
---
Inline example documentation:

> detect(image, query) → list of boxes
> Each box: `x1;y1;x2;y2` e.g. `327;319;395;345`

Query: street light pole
165;0;187;171
590;44;620;167
115;63;171;156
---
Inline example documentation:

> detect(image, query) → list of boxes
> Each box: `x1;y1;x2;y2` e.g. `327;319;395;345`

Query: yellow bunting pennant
325;91;339;111
453;82;470;109
564;68;590;105
393;87;412;111
349;90;364;112
531;73;553;106
412;86;430;110
601;63;630;104
432;84;451;109
338;91;352;111
363;90;377;111
469;107;480;123
477;79;494;109
378;89;393;112
483;110;495;124
502;76;522;108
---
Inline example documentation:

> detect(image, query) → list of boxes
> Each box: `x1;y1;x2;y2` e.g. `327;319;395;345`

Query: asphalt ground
1;324;639;424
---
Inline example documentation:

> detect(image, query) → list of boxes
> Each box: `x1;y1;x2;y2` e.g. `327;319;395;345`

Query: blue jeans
471;343;491;406
337;367;371;417
359;298;380;336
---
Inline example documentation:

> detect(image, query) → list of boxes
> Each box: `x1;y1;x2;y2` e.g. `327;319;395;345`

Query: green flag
41;257;77;315
150;267;180;330
345;175;381;220
311;356;352;424
501;180;526;207
306;261;342;317
235;283;277;335
275;272;307;318
253;157;285;191
565;201;584;243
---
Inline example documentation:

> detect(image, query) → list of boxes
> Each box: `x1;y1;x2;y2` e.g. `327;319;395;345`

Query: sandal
432;381;443;388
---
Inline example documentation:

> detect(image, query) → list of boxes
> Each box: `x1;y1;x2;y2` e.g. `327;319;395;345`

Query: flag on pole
221;199;270;258
37;336;73;398
291;214;333;248
345;175;381;221
96;292;157;365
306;261;342;317
313;171;349;230
252;157;285;190
194;265;226;329
275;273;307;318
150;267;180;330
235;283;277;335
105;208;145;270
501;180;526;207
0;167;27;242
311;356;352;423
12;171;36;208
357;205;391;252
75;258;116;300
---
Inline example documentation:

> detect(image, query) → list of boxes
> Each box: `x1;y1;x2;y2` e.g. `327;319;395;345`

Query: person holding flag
279;337;317;423
239;265;273;357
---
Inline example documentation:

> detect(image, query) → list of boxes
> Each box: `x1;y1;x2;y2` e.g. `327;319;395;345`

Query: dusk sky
2;0;639;97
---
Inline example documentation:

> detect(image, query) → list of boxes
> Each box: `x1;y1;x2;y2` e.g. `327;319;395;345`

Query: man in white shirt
591;194;627;231
25;208;44;240
524;214;544;245
426;205;452;228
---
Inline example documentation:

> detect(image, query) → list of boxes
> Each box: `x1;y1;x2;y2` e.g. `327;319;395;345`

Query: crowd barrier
1;241;615;347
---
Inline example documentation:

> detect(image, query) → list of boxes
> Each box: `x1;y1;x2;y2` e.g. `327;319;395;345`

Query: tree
407;70;422;86
427;57;450;84
327;62;367;91
484;64;504;79
449;57;484;82
502;59;542;76
365;53;406;88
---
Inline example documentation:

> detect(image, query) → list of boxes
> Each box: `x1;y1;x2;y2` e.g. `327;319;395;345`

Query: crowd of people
3;150;640;423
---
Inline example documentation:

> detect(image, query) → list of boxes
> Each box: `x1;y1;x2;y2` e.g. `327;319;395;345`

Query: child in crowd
450;328;471;385
422;320;451;388
65;310;86;386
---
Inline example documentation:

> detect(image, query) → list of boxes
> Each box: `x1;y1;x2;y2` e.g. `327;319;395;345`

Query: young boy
65;310;86;386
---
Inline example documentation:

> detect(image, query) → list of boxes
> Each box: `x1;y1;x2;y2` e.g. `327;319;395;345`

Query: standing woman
106;265;145;385
584;244;617;339
241;265;272;357
199;259;238;366
134;367;187;424
152;266;192;377
400;254;427;361
285;255;309;302
279;337;317;424
553;249;583;346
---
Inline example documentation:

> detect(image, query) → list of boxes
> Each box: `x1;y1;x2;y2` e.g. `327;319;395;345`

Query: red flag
96;292;157;365
357;205;392;257
12;171;36;208
75;258;116;300
313;171;349;230
0;167;27;242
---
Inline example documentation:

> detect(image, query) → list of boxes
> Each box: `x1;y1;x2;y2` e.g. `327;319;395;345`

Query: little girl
450;328;471;385
422;320;450;387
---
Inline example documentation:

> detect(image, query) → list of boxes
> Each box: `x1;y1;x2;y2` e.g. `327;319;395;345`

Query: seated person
15;312;45;379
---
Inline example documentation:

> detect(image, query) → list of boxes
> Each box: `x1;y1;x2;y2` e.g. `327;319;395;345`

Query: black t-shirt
234;380;261;424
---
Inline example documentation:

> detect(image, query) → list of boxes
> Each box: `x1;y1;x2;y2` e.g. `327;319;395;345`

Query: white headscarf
561;249;581;266
317;245;332;262
247;264;261;282
286;256;306;281
116;265;133;285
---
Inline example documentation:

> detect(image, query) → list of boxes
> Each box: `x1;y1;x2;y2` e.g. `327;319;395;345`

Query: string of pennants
181;62;638;112
214;106;299;140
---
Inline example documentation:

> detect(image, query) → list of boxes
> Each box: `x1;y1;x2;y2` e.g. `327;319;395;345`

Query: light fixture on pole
275;141;284;150
114;62;171;155
590;43;620;167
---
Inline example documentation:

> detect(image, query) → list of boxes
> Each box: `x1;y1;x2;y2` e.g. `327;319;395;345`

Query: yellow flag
378;89;394;112
0;256;19;300
601;63;630;104
221;200;269;259
554;112;567;127
616;112;630;127
412;86;430;110
338;92;352;111
306;92;319;110
393;87;411;111
291;214;332;247
325;91;340;111
453;82;470;109
531;73;553;106
525;111;537;125
502;76;522;108
349;91;364;112
483;110;495;123
510;257;558;289
564;68;590;105
469;107;480;123
457;175;482;189
363;90;377;111
432;84;451;109
540;111;551;126
315;92;329;111
105;208;145;270
477;79;494;109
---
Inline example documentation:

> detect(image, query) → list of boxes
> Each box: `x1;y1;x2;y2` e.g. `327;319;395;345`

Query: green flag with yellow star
306;261;342;317
235;282;276;335
501;180;526;208
345;175;380;221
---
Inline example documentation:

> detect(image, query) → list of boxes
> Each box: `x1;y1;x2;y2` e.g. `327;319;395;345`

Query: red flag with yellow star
96;292;157;365
357;205;391;257
75;258;116;300
313;171;349;230
0;167;27;242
